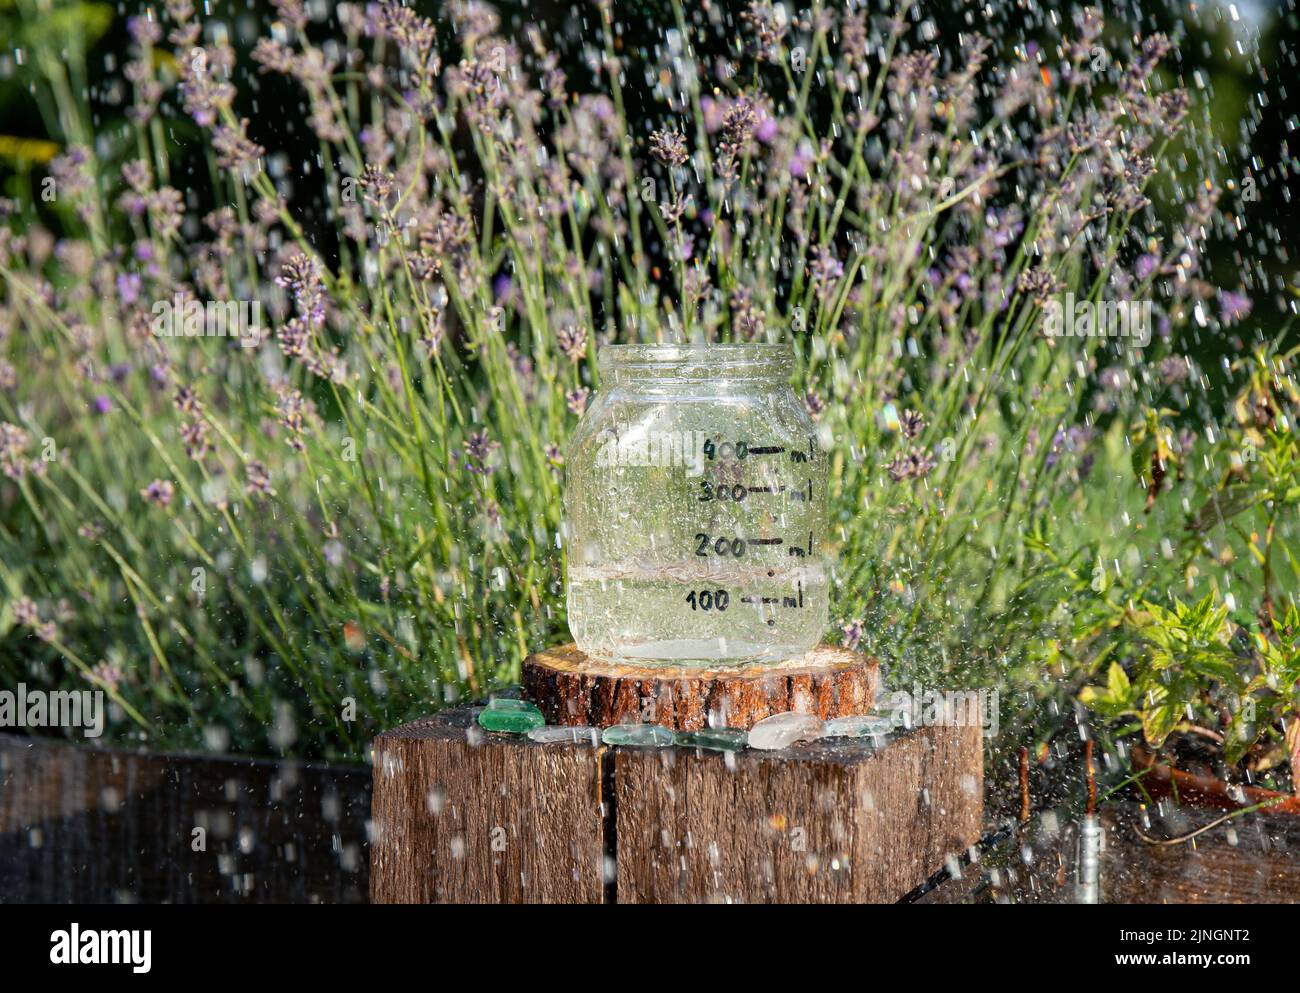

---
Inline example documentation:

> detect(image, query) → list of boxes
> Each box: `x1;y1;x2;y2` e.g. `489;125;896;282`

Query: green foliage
0;0;1294;785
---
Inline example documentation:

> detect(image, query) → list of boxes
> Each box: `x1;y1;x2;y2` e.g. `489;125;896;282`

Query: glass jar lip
597;342;793;382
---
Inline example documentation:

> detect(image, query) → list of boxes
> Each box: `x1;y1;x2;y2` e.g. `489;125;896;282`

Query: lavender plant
0;0;1293;792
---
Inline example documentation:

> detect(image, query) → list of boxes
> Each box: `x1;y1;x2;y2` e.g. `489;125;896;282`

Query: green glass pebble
602;723;676;747
478;706;545;734
674;728;749;752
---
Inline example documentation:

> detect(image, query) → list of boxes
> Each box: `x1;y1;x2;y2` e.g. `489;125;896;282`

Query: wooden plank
1099;804;1300;904
0;734;370;903
918;802;1300;904
369;710;607;904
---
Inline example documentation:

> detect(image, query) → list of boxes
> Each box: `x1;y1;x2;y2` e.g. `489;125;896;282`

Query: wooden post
370;706;982;904
369;712;607;903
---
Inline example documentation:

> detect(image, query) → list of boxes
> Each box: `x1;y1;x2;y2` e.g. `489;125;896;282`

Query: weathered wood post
370;644;983;903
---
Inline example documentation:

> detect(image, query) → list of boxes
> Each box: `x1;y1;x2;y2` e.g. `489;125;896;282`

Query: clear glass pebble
527;725;600;744
822;714;893;738
747;712;825;750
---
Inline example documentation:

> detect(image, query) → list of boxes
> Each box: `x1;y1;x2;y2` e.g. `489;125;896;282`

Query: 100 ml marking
684;582;808;624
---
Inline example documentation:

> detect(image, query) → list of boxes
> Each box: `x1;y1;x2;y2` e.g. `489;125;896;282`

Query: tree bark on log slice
370;706;982;904
521;642;878;731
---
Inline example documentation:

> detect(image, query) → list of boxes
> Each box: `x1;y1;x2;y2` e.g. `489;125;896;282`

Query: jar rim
597;342;793;380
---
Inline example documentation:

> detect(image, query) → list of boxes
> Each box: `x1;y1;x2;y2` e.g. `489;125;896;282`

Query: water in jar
564;345;828;665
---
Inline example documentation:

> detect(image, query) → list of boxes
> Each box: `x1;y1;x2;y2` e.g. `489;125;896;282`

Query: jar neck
597;343;794;392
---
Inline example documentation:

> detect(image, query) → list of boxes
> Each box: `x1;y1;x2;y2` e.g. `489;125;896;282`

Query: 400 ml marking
702;436;820;463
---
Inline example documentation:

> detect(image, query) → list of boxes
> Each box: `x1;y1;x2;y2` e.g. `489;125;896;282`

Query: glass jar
564;343;829;665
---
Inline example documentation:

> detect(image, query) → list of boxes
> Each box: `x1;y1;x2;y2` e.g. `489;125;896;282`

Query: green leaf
21;3;113;49
1141;699;1181;747
1106;661;1132;701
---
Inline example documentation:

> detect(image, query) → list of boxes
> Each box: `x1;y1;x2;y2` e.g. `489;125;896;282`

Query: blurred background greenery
1;0;1296;384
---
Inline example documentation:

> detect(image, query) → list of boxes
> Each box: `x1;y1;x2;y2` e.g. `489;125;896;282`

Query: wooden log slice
522;642;878;731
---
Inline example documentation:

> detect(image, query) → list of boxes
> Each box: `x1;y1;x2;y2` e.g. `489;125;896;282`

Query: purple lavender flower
212;118;264;170
565;388;590;416
244;460;273;498
146;187;185;239
126;14;163;46
810;246;844;299
1159;356;1190;384
900;409;926;440
649;128;689;167
841;618;865;651
740;2;789;60
12;596;40;627
116;272;142;306
1018;268;1061;307
1218;290;1252;326
556;324;587;363
788;144;814;179
140;479;175;508
87;660;124;692
0;422;30;479
276;254;327;327
886;447;937;483
463;430;498;475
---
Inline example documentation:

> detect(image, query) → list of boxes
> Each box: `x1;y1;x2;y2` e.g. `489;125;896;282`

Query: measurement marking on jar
696;533;747;557
699;480;748;502
786;531;815;558
717;480;814;501
740;581;806;624
703;438;748;460
685;589;730;611
702;439;817;462
695;533;806;555
789;436;818;464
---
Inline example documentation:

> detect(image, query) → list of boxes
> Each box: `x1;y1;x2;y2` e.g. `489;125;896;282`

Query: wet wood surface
615;720;983;902
370;711;607;904
0;734;370;903
370;706;983;903
522;642;878;731
919;801;1300;904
